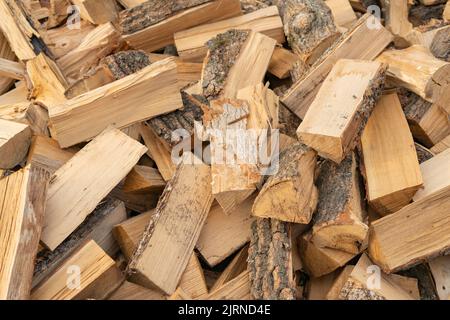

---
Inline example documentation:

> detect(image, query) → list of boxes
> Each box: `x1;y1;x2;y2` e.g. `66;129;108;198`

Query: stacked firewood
0;0;449;301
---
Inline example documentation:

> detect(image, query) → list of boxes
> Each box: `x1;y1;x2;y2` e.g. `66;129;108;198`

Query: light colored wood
197;196;255;267
178;253;209;299
0;166;49;299
71;0;118;25
129;153;213;295
429;255;450;300
109;281;165;300
49;58;182;148
211;245;249;291
117;0;146;9
0;57;24;80
41;128;146;250
65;64;115;99
121;0;243;53
326;266;354;300
282;14;393;119
123;166;165;194
406;25;450;50
25;104;50;137
382;0;413;46
32;240;124;300
307;270;340;300
377;45;450;103
325;0;357;29
174;6;284;62
0;119;31;169
205;271;251;300
361;93;423;215
445;1;450;21
298;59;387;163
413;148;450;202
0;20;17;94
431;134;450;154
369;180;450;273
268;47;300;79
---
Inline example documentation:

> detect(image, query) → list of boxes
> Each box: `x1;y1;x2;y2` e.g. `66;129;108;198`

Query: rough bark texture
102;50;151;80
339;278;386;300
409;4;445;27
430;27;450;62
120;0;212;34
415;143;435;164
398;89;432;124
202;30;250;100
278;103;301;138
240;0;272;13
248;218;296;300
274;0;339;64
398;264;439;300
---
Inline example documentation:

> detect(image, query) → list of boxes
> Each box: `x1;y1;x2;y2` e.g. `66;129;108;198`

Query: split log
33;199;127;288
282;13;393;119
128;153;213;295
428;255;450;300
49;58;182;148
398;264;439;300
32;240;124;300
360;93;423;216
123;166;165;194
415;143;435;164
39;0;71;29
298;232;355;278
325;0;357;29
445;1;450;20
0;57;25;80
248;218;296;300
117;0;147;9
175;253;209;299
405;24;450;51
71;0;118;25
205;271;252;300
431;134;450;154
120;0;243;53
196;196;255;267
41;128;146;250
0;165;49;299
109;281;165;300
24;104;49;137
297;59;387;163
174;6;285;62
275;0;340;65
0;119;31;169
382;0;413;47
307;270;341;300
252;142;318;224
268;47;300;79
211;245;249;291
377;45;450;103
311;153;368;254
429;26;450;62
0;32;16;94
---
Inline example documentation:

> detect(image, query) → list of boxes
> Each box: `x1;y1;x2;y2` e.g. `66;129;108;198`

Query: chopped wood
409;3;446;27
325;0;357;29
0;119;32;169
120;0;243;53
71;0;118;25
307;270;341;300
109;281;165;300
205;270;252;300
174;6;284;62
430;25;450;61
382;0;413;46
123;166;166;194
297;59;387;163
268;46;300;79
0;165;49;299
360;93;423;216
428;255;450;300
211;245;249;291
325;266;355;300
0;32;16;94
445;1;450;20
398;264;439;300
0;57;25;80
431;134;450;154
415;142;435;164
25;104;50;137
177;253;209;299
41;128;146;250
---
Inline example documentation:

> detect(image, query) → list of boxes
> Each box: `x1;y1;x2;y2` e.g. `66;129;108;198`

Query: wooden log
0;165;49;299
337;254;415;300
174;6;284;62
398;89;450;148
325;0;357;29
405;24;450;51
128;153;213;295
211;245;249;291
382;0;413;47
445;1;450;21
176;253;209;299
248;218;296;300
415;143;435;164
202;30;276;100
297;59;387;163
398;264;439;300
0;119;31;169
41;128;146;250
117;0;147;9
361;93;423;216
268;47;300;79
307;270;341;300
109;281;165;300
377;45;450;103
49;58;182;148
71;0;118;25
430;26;450;61
275;0;339;65
205;271;252;300
40;0;71;29
120;0;243;53
431;134;450;154
33;199;127;288
197;196;255;267
428;255;450;300
311;153;368;254
252;142;318;224
0;57;24;80
25;104;50;137
123;166;166;194
325;265;355;300
282;13;393;119
32;240;124;300
298;232;355;278
0;32;16;94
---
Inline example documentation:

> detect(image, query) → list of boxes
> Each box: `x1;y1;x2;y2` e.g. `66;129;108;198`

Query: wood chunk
0;165;49;299
123;166;166;194
211;245;249;291
41;128;146;250
248;218;296;300
430;26;450;61
311;153;368;254
377;45;450;103
25;104;50;137
177;253;209;299
338;254;415;300
0;57;24;80
326;265;355;300
297;59;387;163
268;47;300;79
406;24;450;51
398;264;439;300
0;27;17;94
174;6;284;62
298;232;355;278
120;0;242;53
117;0;147;9
49;58;182;148
33;199;127;288
206;271;252;300
428;255;450;300
275;0;339;65
409;3;445;26
382;0;413;46
431;134;450;154
361;93;423;216
399;89;450;148
128;153;213;295
202;30;276;100
413;148;450;202
109;281;165;300
197;196;255;267
415;143;435;164
307;270;341;300
0;119;31;169
325;0;357;29
65;65;115;99
32;240;124;300
40;0;71;29
445;1;450;20
71;0;118;25
282;14;393;119
253;142;318;223
369;176;450;273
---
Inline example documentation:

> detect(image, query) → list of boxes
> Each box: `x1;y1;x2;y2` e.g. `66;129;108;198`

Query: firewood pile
0;0;449;301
